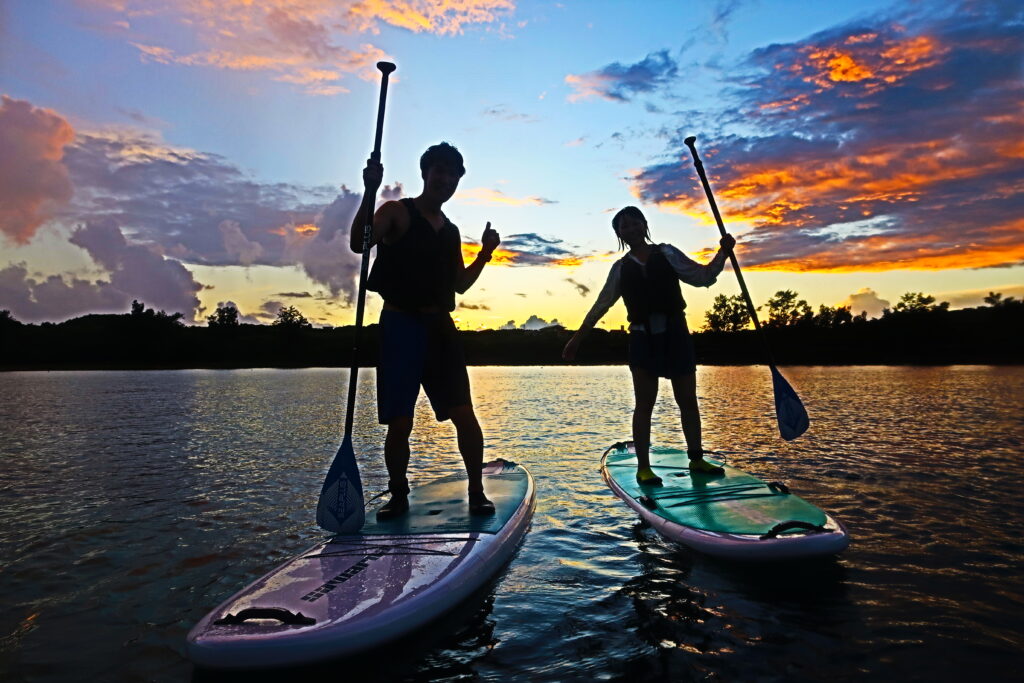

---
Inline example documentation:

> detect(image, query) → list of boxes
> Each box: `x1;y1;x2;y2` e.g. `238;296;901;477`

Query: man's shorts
628;313;697;378
377;309;472;423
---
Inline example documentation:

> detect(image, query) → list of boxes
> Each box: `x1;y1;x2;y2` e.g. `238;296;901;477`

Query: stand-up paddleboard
601;442;848;560
188;458;534;669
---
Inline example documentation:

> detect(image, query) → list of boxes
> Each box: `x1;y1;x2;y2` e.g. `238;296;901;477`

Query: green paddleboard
601;442;849;560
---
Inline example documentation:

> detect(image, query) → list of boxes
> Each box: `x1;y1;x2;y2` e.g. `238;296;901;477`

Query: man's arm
456;222;500;293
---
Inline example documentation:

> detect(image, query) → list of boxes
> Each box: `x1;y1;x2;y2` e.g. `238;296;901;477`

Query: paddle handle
344;62;395;438
684;136;775;367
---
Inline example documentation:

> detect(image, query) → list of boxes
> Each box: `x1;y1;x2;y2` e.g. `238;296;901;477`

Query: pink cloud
0;96;75;244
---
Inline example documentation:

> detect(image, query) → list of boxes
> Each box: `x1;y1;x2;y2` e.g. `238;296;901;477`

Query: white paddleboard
187;458;534;669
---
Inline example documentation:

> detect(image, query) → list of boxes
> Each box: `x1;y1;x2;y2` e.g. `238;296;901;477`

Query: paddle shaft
684;136;776;367
344;62;395;438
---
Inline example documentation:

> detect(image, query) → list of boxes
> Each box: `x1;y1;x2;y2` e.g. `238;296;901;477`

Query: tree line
701;289;1014;332
1;292;1021;370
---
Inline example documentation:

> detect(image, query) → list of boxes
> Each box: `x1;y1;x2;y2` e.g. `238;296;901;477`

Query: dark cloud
481;104;539;122
567;50;679;102
710;0;747;42
632;1;1024;272
457;302;490;310
275;291;313;298
498;233;579;266
258;300;285;321
566;278;590;296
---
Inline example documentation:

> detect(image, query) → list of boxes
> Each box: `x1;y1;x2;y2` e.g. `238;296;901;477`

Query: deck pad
605;446;826;535
361;468;530;535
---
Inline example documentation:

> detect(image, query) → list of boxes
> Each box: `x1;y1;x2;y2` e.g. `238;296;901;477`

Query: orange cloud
461;242;515;265
457;187;556;207
796;33;947;95
647;134;1021;270
0;96;75;244
100;1;513;93
633;7;1024;276
748;217;1024;272
348;0;514;35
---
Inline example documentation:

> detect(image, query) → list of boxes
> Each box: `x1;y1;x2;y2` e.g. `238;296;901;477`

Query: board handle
213;607;316;626
759;520;828;540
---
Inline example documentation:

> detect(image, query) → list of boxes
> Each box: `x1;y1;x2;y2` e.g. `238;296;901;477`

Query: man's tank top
366;198;461;311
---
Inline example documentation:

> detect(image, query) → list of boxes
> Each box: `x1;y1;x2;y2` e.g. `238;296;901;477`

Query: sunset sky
2;0;1021;330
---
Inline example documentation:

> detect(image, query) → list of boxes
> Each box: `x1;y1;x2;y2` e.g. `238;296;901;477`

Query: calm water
1;366;1022;682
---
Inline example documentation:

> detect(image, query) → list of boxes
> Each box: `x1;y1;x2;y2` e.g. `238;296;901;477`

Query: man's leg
449;404;494;514
631;368;662;485
377;416;413;519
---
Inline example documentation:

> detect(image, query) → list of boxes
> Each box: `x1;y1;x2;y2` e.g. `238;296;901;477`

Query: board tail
771;365;809;441
316;434;365;533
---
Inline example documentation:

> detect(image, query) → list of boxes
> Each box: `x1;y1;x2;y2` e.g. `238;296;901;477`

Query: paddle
683;136;809;440
316;61;397;533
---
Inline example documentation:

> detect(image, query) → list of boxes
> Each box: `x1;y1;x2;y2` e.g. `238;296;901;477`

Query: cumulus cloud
841;288;890;318
211;299;262;324
497;315;561;330
525;315;561;330
632;1;1024;272
0;96;75;243
0;263;125;323
379;182;404;200
69;219;203;321
566;50;679;102
60;128;365;301
0;217;205;323
220;220;265;266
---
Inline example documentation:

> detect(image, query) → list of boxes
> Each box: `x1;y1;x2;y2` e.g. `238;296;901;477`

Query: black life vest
620;246;685;323
366;198;461;311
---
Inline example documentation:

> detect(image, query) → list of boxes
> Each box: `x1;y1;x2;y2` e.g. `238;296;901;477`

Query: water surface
1;366;1022;681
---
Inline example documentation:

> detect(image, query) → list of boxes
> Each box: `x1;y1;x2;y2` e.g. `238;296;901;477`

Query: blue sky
2;0;1021;329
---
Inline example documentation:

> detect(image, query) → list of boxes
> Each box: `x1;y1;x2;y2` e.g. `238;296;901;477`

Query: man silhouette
351;142;500;519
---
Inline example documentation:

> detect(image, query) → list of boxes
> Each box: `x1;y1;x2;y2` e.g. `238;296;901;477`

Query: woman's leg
631;367;661;483
670;372;702;455
670;372;723;473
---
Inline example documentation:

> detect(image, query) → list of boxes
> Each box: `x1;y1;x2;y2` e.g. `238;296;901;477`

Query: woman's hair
612;205;651;250
420;142;466;177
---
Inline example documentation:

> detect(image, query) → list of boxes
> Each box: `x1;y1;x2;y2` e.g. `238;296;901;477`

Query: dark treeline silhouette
2;293;1021;370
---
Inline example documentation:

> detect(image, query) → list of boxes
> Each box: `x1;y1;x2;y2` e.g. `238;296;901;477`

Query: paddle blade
770;366;810;441
315;434;365;533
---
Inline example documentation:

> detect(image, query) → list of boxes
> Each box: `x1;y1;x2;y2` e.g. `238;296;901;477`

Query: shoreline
4;361;1021;372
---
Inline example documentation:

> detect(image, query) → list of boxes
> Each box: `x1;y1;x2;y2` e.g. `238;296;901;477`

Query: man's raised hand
481;222;500;257
363;158;383;194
